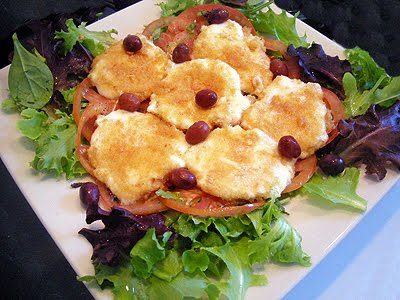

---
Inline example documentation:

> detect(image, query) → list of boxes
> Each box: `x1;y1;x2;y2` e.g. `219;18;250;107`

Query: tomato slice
73;78;91;125
169;4;256;34
283;54;301;79
264;37;288;54
322;87;345;126
117;199;169;215
321;87;346;145
283;155;317;193
158;188;265;217
157;4;257;53
142;16;176;39
76;145;96;177
97;180;169;215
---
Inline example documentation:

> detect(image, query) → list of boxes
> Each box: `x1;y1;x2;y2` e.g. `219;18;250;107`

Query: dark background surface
0;0;399;299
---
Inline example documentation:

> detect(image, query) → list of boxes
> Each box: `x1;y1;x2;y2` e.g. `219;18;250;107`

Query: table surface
1;1;400;299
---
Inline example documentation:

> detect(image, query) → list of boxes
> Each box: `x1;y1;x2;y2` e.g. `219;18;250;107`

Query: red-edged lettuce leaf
79;202;170;266
330;101;400;180
287;43;352;99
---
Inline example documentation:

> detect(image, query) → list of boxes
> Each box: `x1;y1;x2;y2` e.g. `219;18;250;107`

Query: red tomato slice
97;180;169;215
283;155;317;193
158;188;265;217
264;37;288;54
322;87;345;126
169;4;256;34
157;4;257;53
155;32;175;51
322;87;346;145
283;54;301;79
76;145;96;177
142;16;176;39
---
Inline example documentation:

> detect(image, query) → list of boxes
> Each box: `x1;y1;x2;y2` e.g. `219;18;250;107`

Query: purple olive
205;8;229;24
172;43;191;63
79;182;100;207
185;121;211;145
278;136;301;159
123;35;142;53
166;168;197;190
319;154;345;176
195;89;218;108
118;93;141;112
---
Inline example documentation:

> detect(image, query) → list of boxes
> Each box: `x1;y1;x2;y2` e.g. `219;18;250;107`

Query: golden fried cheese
88;111;188;204
148;59;250;129
89;34;170;100
184;126;295;200
192;20;272;96
241;76;332;158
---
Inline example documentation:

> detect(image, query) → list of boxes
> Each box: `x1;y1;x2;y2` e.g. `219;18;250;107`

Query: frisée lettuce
17;109;86;179
55;19;117;56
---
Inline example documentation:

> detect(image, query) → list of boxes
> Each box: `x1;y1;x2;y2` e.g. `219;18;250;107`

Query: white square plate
0;1;399;299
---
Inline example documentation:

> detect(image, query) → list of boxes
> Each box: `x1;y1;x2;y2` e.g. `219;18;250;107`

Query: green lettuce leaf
246;10;309;48
176;214;212;241
86;262;144;299
55;19;117;56
32;111;86;178
17;109;86;179
374;76;400;108
82;201;310;299
155;189;182;201
343;72;400;117
17;108;48;140
302;168;367;211
152;250;182;281
81;259;212;300
246;203;310;266
213;215;253;239
345;47;389;91
130;228;166;279
146;272;211;300
159;0;200;16
173;202;309;298
61;86;77;104
342;72;383;117
204;241;258;300
264;217;311;265
1;98;19;113
8;34;53;109
182;249;210;273
152;26;168;42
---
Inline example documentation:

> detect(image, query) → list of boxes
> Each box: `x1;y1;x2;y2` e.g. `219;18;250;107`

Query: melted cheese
241;76;332;158
148;58;250;129
89;34;171;100
184;126;295;200
88;111;188;204
192;20;272;96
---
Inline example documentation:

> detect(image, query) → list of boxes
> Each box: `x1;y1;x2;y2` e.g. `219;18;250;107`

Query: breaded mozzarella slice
241;76;332;158
88;111;188;204
192;20;272;96
148;59;250;129
89;34;170;100
184;126;295;201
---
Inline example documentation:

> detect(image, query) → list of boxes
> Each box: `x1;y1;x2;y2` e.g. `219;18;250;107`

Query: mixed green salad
2;0;400;299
